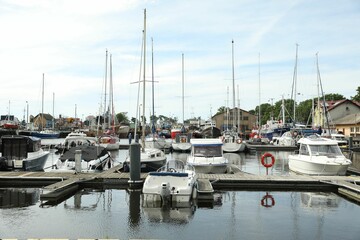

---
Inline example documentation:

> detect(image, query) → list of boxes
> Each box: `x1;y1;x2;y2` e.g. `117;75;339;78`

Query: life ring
261;152;275;168
237;138;242;144
261;194;275;207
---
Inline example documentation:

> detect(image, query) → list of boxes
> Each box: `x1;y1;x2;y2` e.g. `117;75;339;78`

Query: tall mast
151;37;155;136
52;92;55;129
109;54;114;131
316;52;331;135
104;49;108;129
182;53;185;125
258;53;261;129
41;73;44;131
292;44;299;124
231;40;236;129
141;8;146;149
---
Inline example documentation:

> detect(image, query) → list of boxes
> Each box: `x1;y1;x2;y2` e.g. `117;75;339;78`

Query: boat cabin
298;137;343;157
190;139;223;157
0;135;41;160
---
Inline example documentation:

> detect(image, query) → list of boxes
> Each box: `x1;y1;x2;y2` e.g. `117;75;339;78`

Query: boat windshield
194;145;222;157
309;144;343;156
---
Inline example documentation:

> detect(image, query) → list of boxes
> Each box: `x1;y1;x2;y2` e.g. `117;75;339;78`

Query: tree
216;106;227;115
324;93;345;101
116;112;129;124
351;86;360;102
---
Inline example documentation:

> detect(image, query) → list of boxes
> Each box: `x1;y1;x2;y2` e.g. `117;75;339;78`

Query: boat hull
222;142;246;153
1;150;49;171
288;155;351;175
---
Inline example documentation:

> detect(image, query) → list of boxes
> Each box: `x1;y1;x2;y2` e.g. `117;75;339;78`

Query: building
333;113;360;137
212;107;256;137
32;113;55;129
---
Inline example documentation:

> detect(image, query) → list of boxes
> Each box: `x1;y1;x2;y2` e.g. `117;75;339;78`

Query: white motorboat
142;160;197;204
187;138;228;174
288;135;351;175
124;146;167;172
0;135;49;171
145;135;171;151
54;145;111;172
171;132;192;152
221;130;246;153
56;131;99;153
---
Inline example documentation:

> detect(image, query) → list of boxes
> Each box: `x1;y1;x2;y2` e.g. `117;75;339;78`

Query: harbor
1;139;360;239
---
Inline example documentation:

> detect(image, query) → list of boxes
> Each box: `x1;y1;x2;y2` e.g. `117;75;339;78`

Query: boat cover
60;145;108;162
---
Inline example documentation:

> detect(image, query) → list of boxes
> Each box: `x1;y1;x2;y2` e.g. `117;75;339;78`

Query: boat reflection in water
300;192;340;209
142;200;196;224
0;188;40;208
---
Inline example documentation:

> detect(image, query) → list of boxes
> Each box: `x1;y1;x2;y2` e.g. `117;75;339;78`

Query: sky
1;0;359;124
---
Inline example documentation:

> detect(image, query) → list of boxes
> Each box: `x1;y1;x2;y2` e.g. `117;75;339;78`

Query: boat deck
0;166;359;203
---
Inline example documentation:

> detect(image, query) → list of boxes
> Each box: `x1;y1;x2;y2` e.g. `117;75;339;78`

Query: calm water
1;139;359;239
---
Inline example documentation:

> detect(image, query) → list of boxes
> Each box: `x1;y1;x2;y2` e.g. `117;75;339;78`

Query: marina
1;139;360;239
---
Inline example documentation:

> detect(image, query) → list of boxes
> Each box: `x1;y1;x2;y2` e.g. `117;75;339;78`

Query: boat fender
261;152;275;168
237;139;242;144
261;193;275;207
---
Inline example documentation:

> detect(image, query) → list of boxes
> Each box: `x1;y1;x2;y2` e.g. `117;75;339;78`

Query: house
32;113;55;129
333;113;360;137
212;107;256;137
313;99;360;127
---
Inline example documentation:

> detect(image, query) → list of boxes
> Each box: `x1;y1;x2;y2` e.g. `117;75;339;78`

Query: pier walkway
1;165;359;204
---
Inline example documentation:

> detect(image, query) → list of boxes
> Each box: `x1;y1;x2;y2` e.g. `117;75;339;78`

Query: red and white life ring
261;152;275;168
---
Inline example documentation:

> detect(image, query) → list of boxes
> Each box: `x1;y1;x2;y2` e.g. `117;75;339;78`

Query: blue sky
0;0;359;123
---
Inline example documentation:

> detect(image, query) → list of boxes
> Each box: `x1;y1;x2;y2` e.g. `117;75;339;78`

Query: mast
237;85;241;135
103;49;108;130
231;40;236;129
292;44;299;124
258;53;261;129
109;54;114;131
182;53;185;125
151;37;155;137
141;8;146;150
52;92;55;129
316;52;331;135
41;73;44;131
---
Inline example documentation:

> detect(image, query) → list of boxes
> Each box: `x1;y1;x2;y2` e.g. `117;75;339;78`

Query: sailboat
144;39;171;151
124;9;166;172
221;40;246;153
98;51;120;151
31;74;59;139
171;54;192;152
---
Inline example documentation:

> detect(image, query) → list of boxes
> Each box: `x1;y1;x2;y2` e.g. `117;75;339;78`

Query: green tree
216;106;227;115
351;86;360;102
116;112;129;124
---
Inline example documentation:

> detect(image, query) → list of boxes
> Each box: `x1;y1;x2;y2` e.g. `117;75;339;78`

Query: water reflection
300;192;340;209
0;188;39;208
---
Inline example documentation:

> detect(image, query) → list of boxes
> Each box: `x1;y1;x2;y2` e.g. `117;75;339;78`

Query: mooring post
75;149;82;173
349;136;353;150
128;143;142;188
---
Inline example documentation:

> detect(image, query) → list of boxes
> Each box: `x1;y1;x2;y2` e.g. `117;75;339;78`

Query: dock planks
1;167;360;203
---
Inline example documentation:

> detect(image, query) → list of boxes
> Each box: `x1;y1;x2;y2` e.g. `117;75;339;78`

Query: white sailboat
124;9;166;172
221;40;246;153
98;50;120;151
171;53;192;152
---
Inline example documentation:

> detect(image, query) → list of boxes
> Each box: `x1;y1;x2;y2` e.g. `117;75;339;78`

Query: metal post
349;136;353;150
128;143;142;188
75;150;82;173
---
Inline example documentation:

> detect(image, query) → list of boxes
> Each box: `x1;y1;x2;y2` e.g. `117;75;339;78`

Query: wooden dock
0;167;359;204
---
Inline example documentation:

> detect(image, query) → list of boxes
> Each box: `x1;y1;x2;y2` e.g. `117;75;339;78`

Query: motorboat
54;145;111;172
171;132;192;152
142;160;197;204
288;135;351;175
220;130;246;152
145;134;171;151
187;138;228;174
0;135;49;171
123;146;166;172
56;130;99;153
